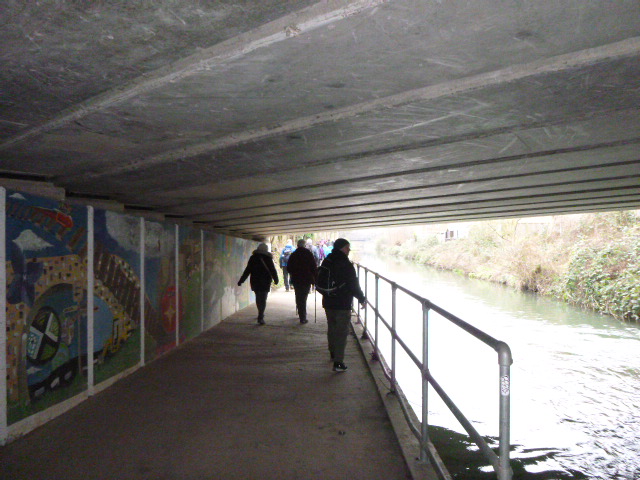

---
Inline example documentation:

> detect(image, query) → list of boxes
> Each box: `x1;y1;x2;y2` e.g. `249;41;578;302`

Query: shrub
373;211;640;323
563;228;640;321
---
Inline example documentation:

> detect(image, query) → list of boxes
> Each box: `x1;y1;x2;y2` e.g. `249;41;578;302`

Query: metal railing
354;263;513;480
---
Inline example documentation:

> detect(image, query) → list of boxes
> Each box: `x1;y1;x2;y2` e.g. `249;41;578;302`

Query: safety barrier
354;263;513;480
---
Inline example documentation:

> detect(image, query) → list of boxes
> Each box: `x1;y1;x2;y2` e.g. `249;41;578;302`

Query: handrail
354;263;513;480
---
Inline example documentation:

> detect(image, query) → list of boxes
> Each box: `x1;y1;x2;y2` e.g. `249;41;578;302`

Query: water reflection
358;255;640;480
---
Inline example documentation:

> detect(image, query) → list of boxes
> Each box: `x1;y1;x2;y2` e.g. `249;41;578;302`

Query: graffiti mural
178;227;202;341
92;210;142;384
143;221;177;362
5;191;88;423
203;232;254;330
3;187;258;432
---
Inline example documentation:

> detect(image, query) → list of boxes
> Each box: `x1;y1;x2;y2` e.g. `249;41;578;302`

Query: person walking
317;238;365;372
305;238;320;265
287;239;317;324
316;240;326;266
279;239;294;292
238;243;279;325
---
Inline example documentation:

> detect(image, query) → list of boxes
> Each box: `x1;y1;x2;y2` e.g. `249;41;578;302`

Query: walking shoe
257;317;265;325
332;362;347;372
300;318;308;324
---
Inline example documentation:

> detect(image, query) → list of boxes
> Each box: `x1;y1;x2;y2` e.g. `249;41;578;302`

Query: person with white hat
238;243;279;324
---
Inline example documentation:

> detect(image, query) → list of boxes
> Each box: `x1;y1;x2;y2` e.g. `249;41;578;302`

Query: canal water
357;254;640;480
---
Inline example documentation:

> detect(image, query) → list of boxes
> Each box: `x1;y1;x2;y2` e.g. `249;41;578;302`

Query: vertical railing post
498;342;513;480
363;266;368;333
390;282;396;391
420;300;430;462
373;274;379;360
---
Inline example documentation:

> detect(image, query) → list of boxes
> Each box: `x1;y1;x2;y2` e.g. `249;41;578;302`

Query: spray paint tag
501;375;510;396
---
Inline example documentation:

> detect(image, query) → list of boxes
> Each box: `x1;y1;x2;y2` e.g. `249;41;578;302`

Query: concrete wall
0;187;256;444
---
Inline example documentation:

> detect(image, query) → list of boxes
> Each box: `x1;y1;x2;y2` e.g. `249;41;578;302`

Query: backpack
315;257;345;297
280;247;292;266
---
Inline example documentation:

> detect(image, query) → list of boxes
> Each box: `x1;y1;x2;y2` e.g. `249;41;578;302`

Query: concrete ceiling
1;0;639;239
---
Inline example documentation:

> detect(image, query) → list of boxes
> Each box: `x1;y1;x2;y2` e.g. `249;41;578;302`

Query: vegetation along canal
359;254;640;480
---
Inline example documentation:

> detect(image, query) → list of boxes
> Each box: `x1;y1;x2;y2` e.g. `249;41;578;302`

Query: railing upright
374;274;380;360
353;262;513;480
420;299;430;462
390;282;397;393
498;342;513;480
362;265;367;334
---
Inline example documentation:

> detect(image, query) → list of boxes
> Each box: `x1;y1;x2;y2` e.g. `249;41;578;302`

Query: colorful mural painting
203;232;254;330
92;210;142;384
3;187;256;437
5;191;88;423
143;220;177;363
179;227;202;341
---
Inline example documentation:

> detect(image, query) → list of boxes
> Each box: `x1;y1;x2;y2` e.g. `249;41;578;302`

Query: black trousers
255;290;269;319
293;283;311;321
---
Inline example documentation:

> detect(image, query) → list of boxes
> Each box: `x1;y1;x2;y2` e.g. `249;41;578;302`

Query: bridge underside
1;0;639;238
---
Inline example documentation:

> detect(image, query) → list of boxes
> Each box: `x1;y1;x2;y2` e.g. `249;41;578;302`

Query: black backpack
315;257;345;296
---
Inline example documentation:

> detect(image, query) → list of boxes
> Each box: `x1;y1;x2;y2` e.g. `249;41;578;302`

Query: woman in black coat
238;243;279;324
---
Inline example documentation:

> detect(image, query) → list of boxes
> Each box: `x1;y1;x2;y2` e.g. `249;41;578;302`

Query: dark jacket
238;251;279;292
320;249;365;310
287;247;317;287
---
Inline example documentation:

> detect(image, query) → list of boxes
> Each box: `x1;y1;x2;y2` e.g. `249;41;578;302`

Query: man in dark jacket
318;238;365;372
287;239;317;324
238;243;279;325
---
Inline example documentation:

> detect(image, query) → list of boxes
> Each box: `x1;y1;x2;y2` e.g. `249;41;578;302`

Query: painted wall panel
2;186;258;441
178;226;202;342
92;210;142;384
203;232;254;330
143;220;176;363
5;191;88;424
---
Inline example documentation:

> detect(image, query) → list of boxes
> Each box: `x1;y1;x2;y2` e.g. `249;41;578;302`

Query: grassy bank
376;211;640;323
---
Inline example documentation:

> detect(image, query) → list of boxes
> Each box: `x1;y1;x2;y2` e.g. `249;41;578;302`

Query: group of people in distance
237;237;365;372
278;238;332;291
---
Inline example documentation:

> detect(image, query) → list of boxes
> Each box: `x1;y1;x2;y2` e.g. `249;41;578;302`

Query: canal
357;254;640;480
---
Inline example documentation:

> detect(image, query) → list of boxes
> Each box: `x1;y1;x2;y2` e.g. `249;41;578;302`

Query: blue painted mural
5;191;89;422
4;189;255;428
92;210;142;384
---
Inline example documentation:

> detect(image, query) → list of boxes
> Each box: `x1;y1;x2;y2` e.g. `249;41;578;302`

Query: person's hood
254;243;271;256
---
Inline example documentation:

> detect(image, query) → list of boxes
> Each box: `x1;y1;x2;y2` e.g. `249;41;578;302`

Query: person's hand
237;281;242;286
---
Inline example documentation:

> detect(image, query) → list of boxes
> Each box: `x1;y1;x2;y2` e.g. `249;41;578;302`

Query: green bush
564;231;640;321
375;211;640;323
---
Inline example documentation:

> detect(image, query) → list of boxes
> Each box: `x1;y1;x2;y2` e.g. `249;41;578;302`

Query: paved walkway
1;289;436;480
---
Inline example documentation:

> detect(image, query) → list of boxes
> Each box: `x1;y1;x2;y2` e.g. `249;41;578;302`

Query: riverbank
375;211;640;323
